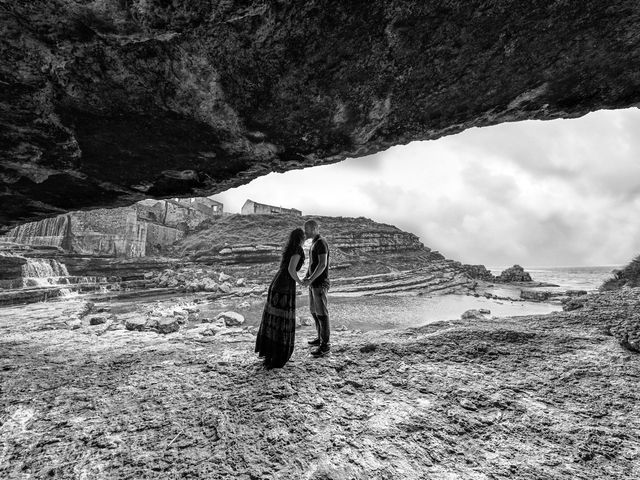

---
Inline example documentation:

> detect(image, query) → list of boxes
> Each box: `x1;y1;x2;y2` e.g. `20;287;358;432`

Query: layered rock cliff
174;214;427;262
2;1;640;230
170;213;473;295
0;210;475;303
2;198;218;257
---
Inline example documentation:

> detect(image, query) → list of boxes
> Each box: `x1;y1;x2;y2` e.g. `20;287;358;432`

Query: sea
487;265;623;292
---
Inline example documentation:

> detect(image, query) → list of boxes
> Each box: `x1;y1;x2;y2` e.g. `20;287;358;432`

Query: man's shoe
307;337;321;346
310;343;330;356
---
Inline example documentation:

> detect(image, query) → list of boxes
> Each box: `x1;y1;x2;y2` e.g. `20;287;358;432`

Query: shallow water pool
203;293;561;332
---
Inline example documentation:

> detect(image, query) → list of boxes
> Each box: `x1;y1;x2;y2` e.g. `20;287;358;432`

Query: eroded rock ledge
2;1;640;230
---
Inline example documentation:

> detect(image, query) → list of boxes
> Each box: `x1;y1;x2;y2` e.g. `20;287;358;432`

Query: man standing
302;219;331;356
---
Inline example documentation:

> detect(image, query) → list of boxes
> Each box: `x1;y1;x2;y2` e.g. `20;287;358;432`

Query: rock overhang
2;0;640;231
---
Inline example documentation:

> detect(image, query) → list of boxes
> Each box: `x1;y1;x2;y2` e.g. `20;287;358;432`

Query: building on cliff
241;199;302;216
171;197;223;216
2;197;222;258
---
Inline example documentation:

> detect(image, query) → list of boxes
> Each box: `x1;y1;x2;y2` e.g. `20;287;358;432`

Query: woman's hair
282;227;305;258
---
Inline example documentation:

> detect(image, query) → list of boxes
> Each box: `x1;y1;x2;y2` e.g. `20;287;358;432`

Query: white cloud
212;107;640;267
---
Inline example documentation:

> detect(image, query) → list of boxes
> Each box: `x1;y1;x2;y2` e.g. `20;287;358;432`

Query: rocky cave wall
2;0;640;232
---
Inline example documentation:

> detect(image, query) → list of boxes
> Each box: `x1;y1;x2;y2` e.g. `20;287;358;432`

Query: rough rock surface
574;288;640;353
610;315;640;353
1;292;639;478
2;1;640;230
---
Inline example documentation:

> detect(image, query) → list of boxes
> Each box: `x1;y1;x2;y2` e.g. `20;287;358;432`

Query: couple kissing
254;219;330;369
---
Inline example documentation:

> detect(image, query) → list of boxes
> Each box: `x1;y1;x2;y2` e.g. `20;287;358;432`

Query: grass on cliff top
173;214;411;255
600;253;640;290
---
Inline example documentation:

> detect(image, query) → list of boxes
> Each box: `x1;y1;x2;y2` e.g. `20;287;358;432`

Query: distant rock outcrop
497;265;532;282
459;263;533;283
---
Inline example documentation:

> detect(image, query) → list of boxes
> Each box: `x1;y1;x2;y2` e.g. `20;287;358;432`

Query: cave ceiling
1;1;639;231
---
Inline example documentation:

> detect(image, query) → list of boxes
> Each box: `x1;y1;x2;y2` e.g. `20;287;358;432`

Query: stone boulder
497;265;533;282
461;309;491;320
202;278;219;292
66;319;82;330
521;290;551;301
154;317;181;334
216;311;245;327
89;315;109;326
125;318;147;332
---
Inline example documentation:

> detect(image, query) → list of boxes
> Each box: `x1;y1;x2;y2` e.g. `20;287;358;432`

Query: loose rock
125;318;147;332
216;311;245;327
89;315;108;326
154;317;180;334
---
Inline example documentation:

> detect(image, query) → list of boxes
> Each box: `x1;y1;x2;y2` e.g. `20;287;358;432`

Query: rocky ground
1;289;639;479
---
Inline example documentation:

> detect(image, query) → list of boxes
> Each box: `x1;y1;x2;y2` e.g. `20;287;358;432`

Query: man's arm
305;253;327;284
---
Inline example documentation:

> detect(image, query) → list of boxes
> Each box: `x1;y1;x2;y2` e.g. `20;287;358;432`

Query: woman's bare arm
288;254;303;285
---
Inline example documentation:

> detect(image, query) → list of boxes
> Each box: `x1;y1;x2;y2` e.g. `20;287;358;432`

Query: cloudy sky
212;107;640;268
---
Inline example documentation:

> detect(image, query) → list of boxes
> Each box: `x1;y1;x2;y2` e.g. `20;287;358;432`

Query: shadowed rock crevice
2;0;640;229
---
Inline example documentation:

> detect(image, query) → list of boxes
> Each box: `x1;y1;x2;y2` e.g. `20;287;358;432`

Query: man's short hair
304;219;319;230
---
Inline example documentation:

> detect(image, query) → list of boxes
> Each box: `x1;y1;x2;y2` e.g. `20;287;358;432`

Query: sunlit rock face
2;1;640;230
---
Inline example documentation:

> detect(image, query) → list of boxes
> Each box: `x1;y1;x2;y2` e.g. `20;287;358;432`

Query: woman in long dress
255;228;305;369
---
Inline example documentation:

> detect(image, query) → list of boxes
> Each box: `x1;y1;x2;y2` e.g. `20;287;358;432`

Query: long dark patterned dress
254;245;305;367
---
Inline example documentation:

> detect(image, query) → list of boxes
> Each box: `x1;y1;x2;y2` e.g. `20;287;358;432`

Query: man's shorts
308;285;329;316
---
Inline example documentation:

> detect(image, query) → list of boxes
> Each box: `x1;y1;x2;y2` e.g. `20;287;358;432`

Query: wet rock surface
1;290;639;478
2;2;640;228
